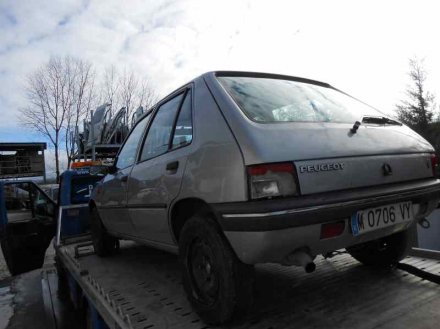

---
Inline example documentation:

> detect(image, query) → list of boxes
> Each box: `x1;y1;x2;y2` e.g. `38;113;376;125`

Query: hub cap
188;238;219;305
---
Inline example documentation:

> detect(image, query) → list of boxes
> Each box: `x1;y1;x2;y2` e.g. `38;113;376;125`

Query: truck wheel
347;228;411;267
90;207;119;257
179;215;254;325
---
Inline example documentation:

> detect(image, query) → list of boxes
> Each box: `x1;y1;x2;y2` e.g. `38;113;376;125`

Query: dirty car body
91;71;440;266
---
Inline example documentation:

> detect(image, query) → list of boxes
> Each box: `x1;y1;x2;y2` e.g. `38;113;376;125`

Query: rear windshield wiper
361;116;402;126
350;116;402;133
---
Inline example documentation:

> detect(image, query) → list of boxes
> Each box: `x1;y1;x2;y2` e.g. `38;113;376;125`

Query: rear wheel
179;215;254;325
90;207;119;257
347;228;412;267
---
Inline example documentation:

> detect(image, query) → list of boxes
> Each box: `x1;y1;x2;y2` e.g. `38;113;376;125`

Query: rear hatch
242;123;433;195
295;152;433;195
239;122;434;195
214;73;435;195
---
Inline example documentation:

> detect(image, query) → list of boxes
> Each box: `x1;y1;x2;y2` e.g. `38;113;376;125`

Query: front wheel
179;215;255;325
90;207;119;257
347;228;413;267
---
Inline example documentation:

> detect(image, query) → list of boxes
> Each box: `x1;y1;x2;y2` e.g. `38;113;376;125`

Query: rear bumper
212;179;440;264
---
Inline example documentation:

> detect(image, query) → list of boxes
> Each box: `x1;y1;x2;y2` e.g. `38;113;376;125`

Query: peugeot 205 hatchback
90;71;440;324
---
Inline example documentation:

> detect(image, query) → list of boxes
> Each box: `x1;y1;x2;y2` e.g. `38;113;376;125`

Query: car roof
204;71;333;89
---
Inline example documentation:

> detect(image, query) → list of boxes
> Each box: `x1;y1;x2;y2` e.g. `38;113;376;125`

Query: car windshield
217;76;383;123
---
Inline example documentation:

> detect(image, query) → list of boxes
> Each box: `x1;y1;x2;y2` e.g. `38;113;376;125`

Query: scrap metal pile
74;104;144;161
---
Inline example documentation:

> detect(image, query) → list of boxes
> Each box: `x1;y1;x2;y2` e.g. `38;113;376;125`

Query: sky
1;0;440;175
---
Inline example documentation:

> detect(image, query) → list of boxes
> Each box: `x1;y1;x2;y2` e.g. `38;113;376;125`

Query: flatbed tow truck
1;168;440;329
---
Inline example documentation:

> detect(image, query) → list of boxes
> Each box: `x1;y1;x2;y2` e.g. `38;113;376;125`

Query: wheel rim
188;237;219;306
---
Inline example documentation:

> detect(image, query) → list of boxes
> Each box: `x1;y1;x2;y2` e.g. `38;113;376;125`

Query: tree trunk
55;138;60;183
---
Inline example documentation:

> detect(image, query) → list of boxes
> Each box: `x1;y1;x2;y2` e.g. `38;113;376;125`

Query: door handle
120;175;128;182
166;161;179;172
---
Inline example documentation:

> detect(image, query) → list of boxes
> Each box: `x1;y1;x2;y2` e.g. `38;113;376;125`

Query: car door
0;181;56;275
128;88;194;244
97;115;150;236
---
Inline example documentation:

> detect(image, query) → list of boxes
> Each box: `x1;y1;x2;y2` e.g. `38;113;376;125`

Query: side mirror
108;164;118;175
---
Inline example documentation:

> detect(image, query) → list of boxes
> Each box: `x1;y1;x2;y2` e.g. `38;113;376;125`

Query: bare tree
99;66;158;126
21;57;70;181
396;57;435;134
137;79;158;111
64;59;96;167
20;56;96;181
118;68;139;124
102;65;119;116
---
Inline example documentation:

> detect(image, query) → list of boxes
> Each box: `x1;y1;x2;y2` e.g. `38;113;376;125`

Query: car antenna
351;121;361;134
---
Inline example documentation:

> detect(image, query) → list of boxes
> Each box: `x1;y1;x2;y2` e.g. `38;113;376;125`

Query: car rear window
217;76;382;123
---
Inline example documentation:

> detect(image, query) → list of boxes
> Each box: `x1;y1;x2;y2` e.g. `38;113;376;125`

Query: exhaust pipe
283;248;316;273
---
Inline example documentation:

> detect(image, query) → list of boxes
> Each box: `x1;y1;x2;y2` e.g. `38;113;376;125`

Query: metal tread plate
400;255;440;274
59;242;440;329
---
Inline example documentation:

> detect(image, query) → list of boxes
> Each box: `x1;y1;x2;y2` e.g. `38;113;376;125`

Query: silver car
90;71;440;324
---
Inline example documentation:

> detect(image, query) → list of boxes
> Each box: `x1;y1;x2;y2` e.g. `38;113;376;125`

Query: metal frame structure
73;105;134;163
0;142;47;181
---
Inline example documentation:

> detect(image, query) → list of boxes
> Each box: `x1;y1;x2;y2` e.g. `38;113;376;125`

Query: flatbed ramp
53;241;440;329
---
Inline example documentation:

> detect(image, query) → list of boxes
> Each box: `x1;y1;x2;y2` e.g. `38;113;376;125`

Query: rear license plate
351;201;413;236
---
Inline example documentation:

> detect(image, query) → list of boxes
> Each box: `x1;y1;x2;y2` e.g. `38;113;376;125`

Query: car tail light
320;221;345;239
431;153;438;177
247;162;299;200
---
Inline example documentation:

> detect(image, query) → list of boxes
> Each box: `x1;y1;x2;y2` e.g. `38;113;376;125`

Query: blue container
58;170;104;238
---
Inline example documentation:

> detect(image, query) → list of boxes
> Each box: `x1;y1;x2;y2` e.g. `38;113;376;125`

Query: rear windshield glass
217;76;382;123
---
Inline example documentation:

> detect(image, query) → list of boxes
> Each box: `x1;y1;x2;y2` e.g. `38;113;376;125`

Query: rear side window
171;91;193;149
140;93;184;161
217;76;381;123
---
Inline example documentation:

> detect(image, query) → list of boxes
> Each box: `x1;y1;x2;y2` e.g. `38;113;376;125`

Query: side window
5;183;32;220
140;93;184;161
116;115;149;169
31;186;55;219
4;183;54;221
171;91;193;149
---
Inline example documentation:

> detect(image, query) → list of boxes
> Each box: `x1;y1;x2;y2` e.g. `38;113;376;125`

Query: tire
90;207;119;257
179;215;255;325
347;228;412;267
